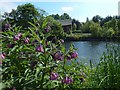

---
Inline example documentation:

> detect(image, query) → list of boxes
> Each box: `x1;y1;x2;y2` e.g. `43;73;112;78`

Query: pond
65;41;120;66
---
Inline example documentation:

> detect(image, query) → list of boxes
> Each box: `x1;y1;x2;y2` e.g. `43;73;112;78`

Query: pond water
65;41;120;66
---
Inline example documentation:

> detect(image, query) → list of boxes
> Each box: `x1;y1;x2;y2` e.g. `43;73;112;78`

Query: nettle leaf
24;69;29;76
61;46;66;53
35;67;42;78
28;27;41;42
8;45;18;55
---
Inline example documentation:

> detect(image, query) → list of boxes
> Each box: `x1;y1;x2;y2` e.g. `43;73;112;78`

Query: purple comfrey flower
13;33;22;41
30;61;37;68
7;44;14;48
45;28;49;32
24;38;29;44
36;44;44;52
50;72;58;80
62;77;73;84
12;87;16;90
60;39;64;44
4;23;11;30
66;55;72;60
13;35;20;41
52;51;64;61
0;53;5;59
0;61;2;65
70;52;78;59
17;33;22;38
45;26;51;32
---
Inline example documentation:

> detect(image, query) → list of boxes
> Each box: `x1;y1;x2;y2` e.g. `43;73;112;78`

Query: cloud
0;2;17;14
61;7;73;12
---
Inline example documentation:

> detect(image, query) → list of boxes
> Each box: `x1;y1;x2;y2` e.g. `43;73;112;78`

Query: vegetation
51;13;120;40
81;15;120;38
1;3;120;89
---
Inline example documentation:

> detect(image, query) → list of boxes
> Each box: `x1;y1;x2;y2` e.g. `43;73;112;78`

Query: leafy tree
81;21;92;33
90;22;103;37
92;15;102;23
3;3;40;28
61;13;71;20
118;20;120;34
51;13;71;20
104;18;119;35
73;23;77;30
100;16;112;26
86;17;89;22
106;28;115;37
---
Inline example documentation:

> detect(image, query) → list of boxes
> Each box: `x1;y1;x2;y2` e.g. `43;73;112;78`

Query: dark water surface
65;41;120;65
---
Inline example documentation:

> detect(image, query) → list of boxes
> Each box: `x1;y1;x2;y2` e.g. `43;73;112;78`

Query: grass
66;32;92;41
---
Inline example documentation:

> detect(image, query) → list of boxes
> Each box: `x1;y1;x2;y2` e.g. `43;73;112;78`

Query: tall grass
88;43;120;88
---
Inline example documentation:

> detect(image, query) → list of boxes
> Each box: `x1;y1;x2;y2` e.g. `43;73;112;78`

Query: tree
81;21;92;33
104;18;119;35
90;22;103;37
86;17;89;22
92;15;102;23
61;13;71;20
4;3;40;28
106;28;115;37
72;19;81;30
73;23;77;30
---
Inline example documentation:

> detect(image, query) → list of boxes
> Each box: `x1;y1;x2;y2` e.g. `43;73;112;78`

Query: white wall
118;1;120;16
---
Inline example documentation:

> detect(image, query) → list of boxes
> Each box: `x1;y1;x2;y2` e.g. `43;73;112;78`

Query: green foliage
51;13;71;20
89;21;115;38
72;23;77;30
3;3;40;29
90;22;103;37
91;45;120;88
81;21;92;33
2;21;84;89
42;16;65;38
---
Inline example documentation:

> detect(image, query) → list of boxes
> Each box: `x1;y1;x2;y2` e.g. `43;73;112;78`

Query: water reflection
65;41;120;66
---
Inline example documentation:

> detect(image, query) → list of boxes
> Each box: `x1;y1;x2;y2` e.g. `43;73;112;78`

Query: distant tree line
82;15;120;38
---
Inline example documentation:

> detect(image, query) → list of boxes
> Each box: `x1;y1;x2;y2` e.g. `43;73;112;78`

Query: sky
0;0;120;22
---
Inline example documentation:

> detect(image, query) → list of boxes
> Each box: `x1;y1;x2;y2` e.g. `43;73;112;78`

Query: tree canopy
3;3;40;28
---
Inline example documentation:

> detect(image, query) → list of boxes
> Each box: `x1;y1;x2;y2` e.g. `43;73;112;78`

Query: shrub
1;22;86;89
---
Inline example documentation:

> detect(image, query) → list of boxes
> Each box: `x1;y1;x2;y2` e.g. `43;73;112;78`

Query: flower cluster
50;72;58;80
45;26;51;32
13;33;22;41
4;23;11;30
30;61;37;68
0;53;5;59
62;77;73;84
7;44;15;48
66;52;78;60
52;51;64;61
24;37;29;44
36;44;44;53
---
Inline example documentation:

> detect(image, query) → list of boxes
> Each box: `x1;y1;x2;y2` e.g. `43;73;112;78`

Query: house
57;19;72;32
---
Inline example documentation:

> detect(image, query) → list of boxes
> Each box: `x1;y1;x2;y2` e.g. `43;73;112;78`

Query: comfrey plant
2;22;84;89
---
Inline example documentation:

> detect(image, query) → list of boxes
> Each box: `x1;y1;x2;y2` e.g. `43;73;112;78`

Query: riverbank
65;34;120;41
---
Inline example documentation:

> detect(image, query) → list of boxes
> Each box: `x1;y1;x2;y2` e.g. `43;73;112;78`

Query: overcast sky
0;0;120;22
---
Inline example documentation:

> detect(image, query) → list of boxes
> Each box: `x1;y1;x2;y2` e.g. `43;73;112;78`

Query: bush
1;22;87;89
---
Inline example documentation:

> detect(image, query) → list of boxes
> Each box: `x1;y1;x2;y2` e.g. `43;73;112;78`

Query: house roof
57;19;72;26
